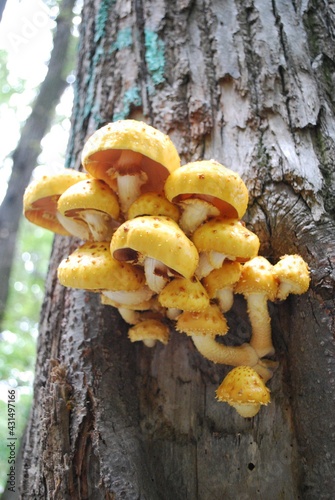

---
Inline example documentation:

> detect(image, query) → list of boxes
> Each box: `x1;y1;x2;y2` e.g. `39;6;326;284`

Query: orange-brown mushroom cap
128;319;170;347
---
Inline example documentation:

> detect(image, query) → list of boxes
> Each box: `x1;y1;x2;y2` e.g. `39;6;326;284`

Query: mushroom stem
142;339;157;348
191;335;259;367
216;287;235;313
80;210;120;241
233;403;261;418
111;150;148;214
246;293;275;358
144;257;169;294
179;199;219;235
118;308;140;325
116;172;148;215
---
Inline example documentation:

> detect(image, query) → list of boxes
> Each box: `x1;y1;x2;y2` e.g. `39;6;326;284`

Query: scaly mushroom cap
128;319;170;347
203;261;242;297
158;276;209;312
216;366;270;417
23;170;89;235
127;192;180;222
235;256;277;300
192;218;260;261
57;241;145;291
81;120;180;194
164;160;249;219
110;216;199;279
57;178;120;241
176;304;228;337
273;254;310;300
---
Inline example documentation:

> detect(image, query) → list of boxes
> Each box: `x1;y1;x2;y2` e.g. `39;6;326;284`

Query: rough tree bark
19;1;335;499
0;0;75;326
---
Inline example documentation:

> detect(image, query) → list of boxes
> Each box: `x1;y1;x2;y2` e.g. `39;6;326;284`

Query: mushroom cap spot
23;170;90;234
235;256;277;299
176;304;228;337
216;366;270;405
57;178;120;219
273;254;310;293
164;159;249;219
127;192;180;222
57;242;145;291
81;120;180;192
110;215;199;278
128;319;170;344
158;276;209;311
203;261;242;297
192;218;260;261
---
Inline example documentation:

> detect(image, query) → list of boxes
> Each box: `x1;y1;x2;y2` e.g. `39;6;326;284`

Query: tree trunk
0;0;76;326
19;1;335;499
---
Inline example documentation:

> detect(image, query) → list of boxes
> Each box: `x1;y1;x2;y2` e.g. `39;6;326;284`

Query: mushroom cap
176;304;228;337
192;218;260;261
81;120;180;192
110;215;199;279
127;192;180;222
57;178;120;220
273;254;310;300
158;276;209;312
202;261;242;297
23;170;89;235
216;366;270;406
164;160;249;219
57;241;145;291
235;256;277;300
128;319;170;345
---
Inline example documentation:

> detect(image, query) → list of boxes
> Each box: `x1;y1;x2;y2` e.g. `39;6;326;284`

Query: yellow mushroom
128;319;170;347
81;120;180;215
164;159;249;235
158;276;209;319
192;218;260;279
235;256;278;358
273;254;310;300
23;169;89;235
127;192;180;222
110;216;199;294
176;304;259;367
57;241;153;305
216;366;271;418
57;178;120;241
202;261;242;312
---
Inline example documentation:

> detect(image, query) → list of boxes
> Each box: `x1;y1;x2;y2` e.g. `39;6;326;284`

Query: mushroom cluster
23;119;311;418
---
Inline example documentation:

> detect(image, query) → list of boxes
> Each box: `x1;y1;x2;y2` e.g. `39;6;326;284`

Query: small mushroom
164;159;249;235
127;192;180;222
57;178;120;241
202;261;242;312
23;169;89;235
158;276;209;319
235;256;278;358
216;366;271;418
273;254;310;300
192;218;260;279
57;241;152;305
110;215;199;294
81;120;180;215
128;319;170;347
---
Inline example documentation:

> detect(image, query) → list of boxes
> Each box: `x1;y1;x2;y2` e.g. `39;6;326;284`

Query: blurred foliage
0;50;25;104
0;218;53;492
